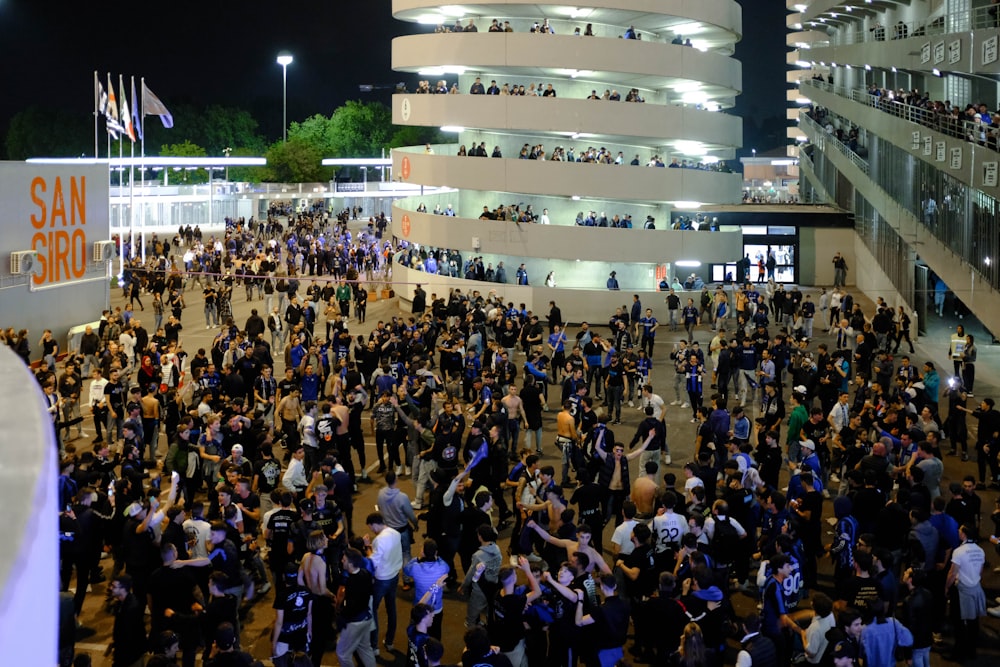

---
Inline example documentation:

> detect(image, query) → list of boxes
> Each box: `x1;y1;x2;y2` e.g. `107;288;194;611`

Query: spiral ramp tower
390;1;744;321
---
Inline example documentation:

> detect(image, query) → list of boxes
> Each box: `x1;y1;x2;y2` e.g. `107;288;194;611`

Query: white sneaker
988;607;1000;618
628;400;635;407
404;466;411;475
670;400;679;406
664;454;672;465
829;473;841;484
680;402;690;409
395;465;403;476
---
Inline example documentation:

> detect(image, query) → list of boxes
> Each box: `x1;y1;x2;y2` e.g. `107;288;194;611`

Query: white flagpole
140;76;147;264
93;71;99;159
110;72;123;283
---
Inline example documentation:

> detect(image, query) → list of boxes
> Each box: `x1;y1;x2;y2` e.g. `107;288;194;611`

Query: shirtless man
502;385;528;452
555;401;581;487
524;520;611;575
276;386;303;448
299;530;337;666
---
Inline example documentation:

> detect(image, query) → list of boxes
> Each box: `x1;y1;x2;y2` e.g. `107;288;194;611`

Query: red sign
401;156;411;180
401;214;411;238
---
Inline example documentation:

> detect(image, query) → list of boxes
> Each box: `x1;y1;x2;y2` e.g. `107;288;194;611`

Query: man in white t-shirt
610;501;640;556
652;490;688;554
946;524;987;661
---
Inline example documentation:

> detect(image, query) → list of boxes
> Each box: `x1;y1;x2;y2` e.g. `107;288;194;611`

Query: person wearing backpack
707;499;747;590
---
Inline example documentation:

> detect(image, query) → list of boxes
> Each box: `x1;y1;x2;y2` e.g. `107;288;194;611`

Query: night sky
0;0;785;152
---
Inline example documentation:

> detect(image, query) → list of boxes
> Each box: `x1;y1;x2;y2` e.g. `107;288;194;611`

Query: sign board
923;136;933;156
921;42;931;64
400;156;411;181
912;131;921;150
935;141;946;162
949;39;961;65
984;161;998;188
401;213;411;237
984;35;999;65
950;147;962;170
933;41;945;64
400;97;411;122
0;164;109;287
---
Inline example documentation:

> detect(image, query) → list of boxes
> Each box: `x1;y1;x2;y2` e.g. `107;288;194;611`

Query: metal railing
827;5;997;45
800;78;1000;155
798;111;870;175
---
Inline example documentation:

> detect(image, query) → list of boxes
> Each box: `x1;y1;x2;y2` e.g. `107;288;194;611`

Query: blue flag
131;78;143;142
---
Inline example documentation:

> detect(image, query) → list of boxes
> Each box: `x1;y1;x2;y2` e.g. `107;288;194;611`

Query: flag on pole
96;78;109;117
119;75;136;142
130;77;143;142
142;81;173;129
106;75;124;138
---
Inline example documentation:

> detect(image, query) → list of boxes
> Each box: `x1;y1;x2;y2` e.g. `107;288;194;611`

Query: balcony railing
825;5;997;45
800;77;1000;155
798;111;870;175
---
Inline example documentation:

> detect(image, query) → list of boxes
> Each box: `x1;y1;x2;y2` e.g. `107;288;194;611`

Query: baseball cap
793;385;807;395
799;439;816;451
231;444;244;454
299;498;316;513
125;502;144;518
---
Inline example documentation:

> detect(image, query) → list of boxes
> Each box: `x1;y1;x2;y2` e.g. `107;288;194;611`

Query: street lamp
223;146;232;183
276;51;294;142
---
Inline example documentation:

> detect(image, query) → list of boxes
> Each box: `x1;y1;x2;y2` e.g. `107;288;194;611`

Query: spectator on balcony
672;34;684;45
457;145;468;157
892;21;908;40
488;19;501;32
607;272;620;291
588;90;600;100
470;77;485;95
543;84;557;97
486;80;500;95
464;18;477;32
625;26;638;40
492;146;502;158
584;23;594;36
609;90;621;101
504;21;513;32
870;23;886;41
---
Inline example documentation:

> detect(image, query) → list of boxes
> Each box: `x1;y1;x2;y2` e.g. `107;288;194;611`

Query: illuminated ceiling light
671;202;703;210
819;61;826;66
795;97;811;104
439;5;465;17
671;21;703;35
671;81;702;92
681;91;709;105
569;7;591;19
795;60;812;68
845;6;853;11
692;42;710;52
416;14;445;25
571;195;581;201
676;260;703;267
864;64;872;71
986;257;992;266
570;132;581;140
796;136;808;142
932;68;941;76
673;140;707;156
891;66;897;72
794;4;807;10
845;64;852;69
440;125;464;132
441;66;467;75
830;13;838;18
417;67;444;76
793;23;802;29
701;156;720;164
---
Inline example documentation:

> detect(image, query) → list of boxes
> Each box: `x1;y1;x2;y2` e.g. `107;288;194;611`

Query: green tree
5;106;93;160
160;140;208;183
327;100;393;158
263;137;330;182
387;125;445;149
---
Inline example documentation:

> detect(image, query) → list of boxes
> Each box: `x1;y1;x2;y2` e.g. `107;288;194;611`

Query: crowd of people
42;213;1000;667
427;140;730;172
